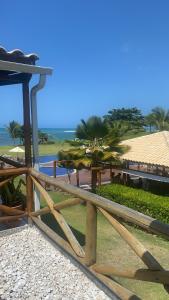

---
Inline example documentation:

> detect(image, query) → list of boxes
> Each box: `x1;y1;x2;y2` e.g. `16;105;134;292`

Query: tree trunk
91;169;97;192
67;169;71;184
76;169;80;187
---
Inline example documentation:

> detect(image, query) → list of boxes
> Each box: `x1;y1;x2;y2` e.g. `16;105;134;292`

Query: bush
96;184;169;224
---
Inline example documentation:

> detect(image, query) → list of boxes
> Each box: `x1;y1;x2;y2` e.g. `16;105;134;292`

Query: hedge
96;184;169;224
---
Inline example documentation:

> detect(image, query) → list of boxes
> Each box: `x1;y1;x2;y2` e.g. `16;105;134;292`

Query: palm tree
144;113;155;132
38;130;48;144
58;116;125;191
6;121;21;145
146;107;169;131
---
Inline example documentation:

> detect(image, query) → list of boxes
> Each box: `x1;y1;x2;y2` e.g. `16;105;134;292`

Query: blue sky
1;0;169;127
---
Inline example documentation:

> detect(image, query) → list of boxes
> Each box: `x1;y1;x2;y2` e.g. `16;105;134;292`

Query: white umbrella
9;147;25;160
9;147;25;153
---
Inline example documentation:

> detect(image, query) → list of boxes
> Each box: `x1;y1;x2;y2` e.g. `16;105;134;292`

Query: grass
0;141;72;157
40;191;169;300
0;129;151;157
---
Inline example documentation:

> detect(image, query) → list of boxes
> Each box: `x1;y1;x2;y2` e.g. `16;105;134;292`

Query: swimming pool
39;155;73;177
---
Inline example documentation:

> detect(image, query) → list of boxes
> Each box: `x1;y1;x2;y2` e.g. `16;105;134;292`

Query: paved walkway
0;225;116;300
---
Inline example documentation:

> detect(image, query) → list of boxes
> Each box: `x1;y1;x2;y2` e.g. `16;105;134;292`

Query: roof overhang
123;169;169;183
0;60;52;75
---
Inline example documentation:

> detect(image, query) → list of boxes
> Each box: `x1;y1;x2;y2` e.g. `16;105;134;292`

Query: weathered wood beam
0;205;24;216
31;176;85;258
23;80;32;167
31;198;81;217
29;168;169;240
0;177;14;188
0;73;31;86
31;216;84;264
98;207;162;270
0;155;25;168
0;213;26;223
0;167;28;176
0;60;52;75
92;265;169;284
85;202;97;266
90;269;141;300
26;175;34;214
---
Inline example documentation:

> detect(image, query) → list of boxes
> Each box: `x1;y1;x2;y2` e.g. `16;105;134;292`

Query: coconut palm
6;121;21;145
146;107;169;131
144;113;155;132
58;116;125;191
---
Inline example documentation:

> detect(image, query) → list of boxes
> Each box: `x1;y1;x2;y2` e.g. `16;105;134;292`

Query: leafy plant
6;121;21;145
0;178;26;207
145;107;169;131
58;116;125;191
97;183;169;224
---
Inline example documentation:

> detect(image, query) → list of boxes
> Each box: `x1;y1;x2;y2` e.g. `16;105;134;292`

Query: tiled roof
121;131;169;167
0;46;39;65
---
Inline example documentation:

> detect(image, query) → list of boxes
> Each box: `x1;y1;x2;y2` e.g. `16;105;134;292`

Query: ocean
0;128;75;146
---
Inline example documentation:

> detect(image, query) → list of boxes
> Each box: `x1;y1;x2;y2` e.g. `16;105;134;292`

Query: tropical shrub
96;183;169;224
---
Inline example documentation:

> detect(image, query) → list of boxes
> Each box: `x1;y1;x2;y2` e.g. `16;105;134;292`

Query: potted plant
0;177;26;210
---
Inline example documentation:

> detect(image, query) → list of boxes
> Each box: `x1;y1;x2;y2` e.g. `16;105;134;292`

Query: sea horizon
0;128;76;146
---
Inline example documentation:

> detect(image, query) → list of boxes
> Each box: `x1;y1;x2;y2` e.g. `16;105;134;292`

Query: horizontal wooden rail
30;168;169;299
29;168;169;240
0;167;28;177
0;205;24;216
92;265;169;284
0;155;25;168
0;213;27;223
0;176;14;188
31;198;81;217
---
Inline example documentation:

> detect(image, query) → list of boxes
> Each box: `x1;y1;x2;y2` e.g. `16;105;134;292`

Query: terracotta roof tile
0;46;39;65
121;131;169;167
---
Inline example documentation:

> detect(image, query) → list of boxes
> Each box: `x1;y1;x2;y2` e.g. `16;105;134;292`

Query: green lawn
0;130;151;157
0;141;71;157
40;191;169;300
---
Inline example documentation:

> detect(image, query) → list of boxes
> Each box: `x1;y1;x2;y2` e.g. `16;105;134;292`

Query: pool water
39;155;73;177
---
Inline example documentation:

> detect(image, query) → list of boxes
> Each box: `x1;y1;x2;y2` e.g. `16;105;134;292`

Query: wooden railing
0;156;29;224
0;158;169;299
28;168;169;300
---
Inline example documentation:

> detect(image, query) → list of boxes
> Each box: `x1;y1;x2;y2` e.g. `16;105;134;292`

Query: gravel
0;225;112;300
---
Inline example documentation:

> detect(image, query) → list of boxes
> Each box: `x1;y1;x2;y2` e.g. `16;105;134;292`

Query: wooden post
53;160;57;178
76;169;80;187
26;175;34;214
110;165;113;183
85;202;97;266
22;79;32;167
23;78;33;213
98;170;101;187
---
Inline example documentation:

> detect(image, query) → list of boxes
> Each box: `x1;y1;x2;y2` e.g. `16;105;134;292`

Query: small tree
145;107;169;131
58;116;125;191
6;121;21;145
38;130;49;144
104;107;145;130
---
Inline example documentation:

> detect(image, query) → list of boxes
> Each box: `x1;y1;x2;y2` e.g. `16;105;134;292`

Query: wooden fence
0;156;28;224
28;168;169;300
0;156;169;300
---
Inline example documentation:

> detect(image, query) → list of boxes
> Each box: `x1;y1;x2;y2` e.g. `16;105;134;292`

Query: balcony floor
0;225;117;300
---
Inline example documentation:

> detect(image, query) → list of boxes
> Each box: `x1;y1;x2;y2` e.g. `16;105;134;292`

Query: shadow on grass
42;213;85;246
